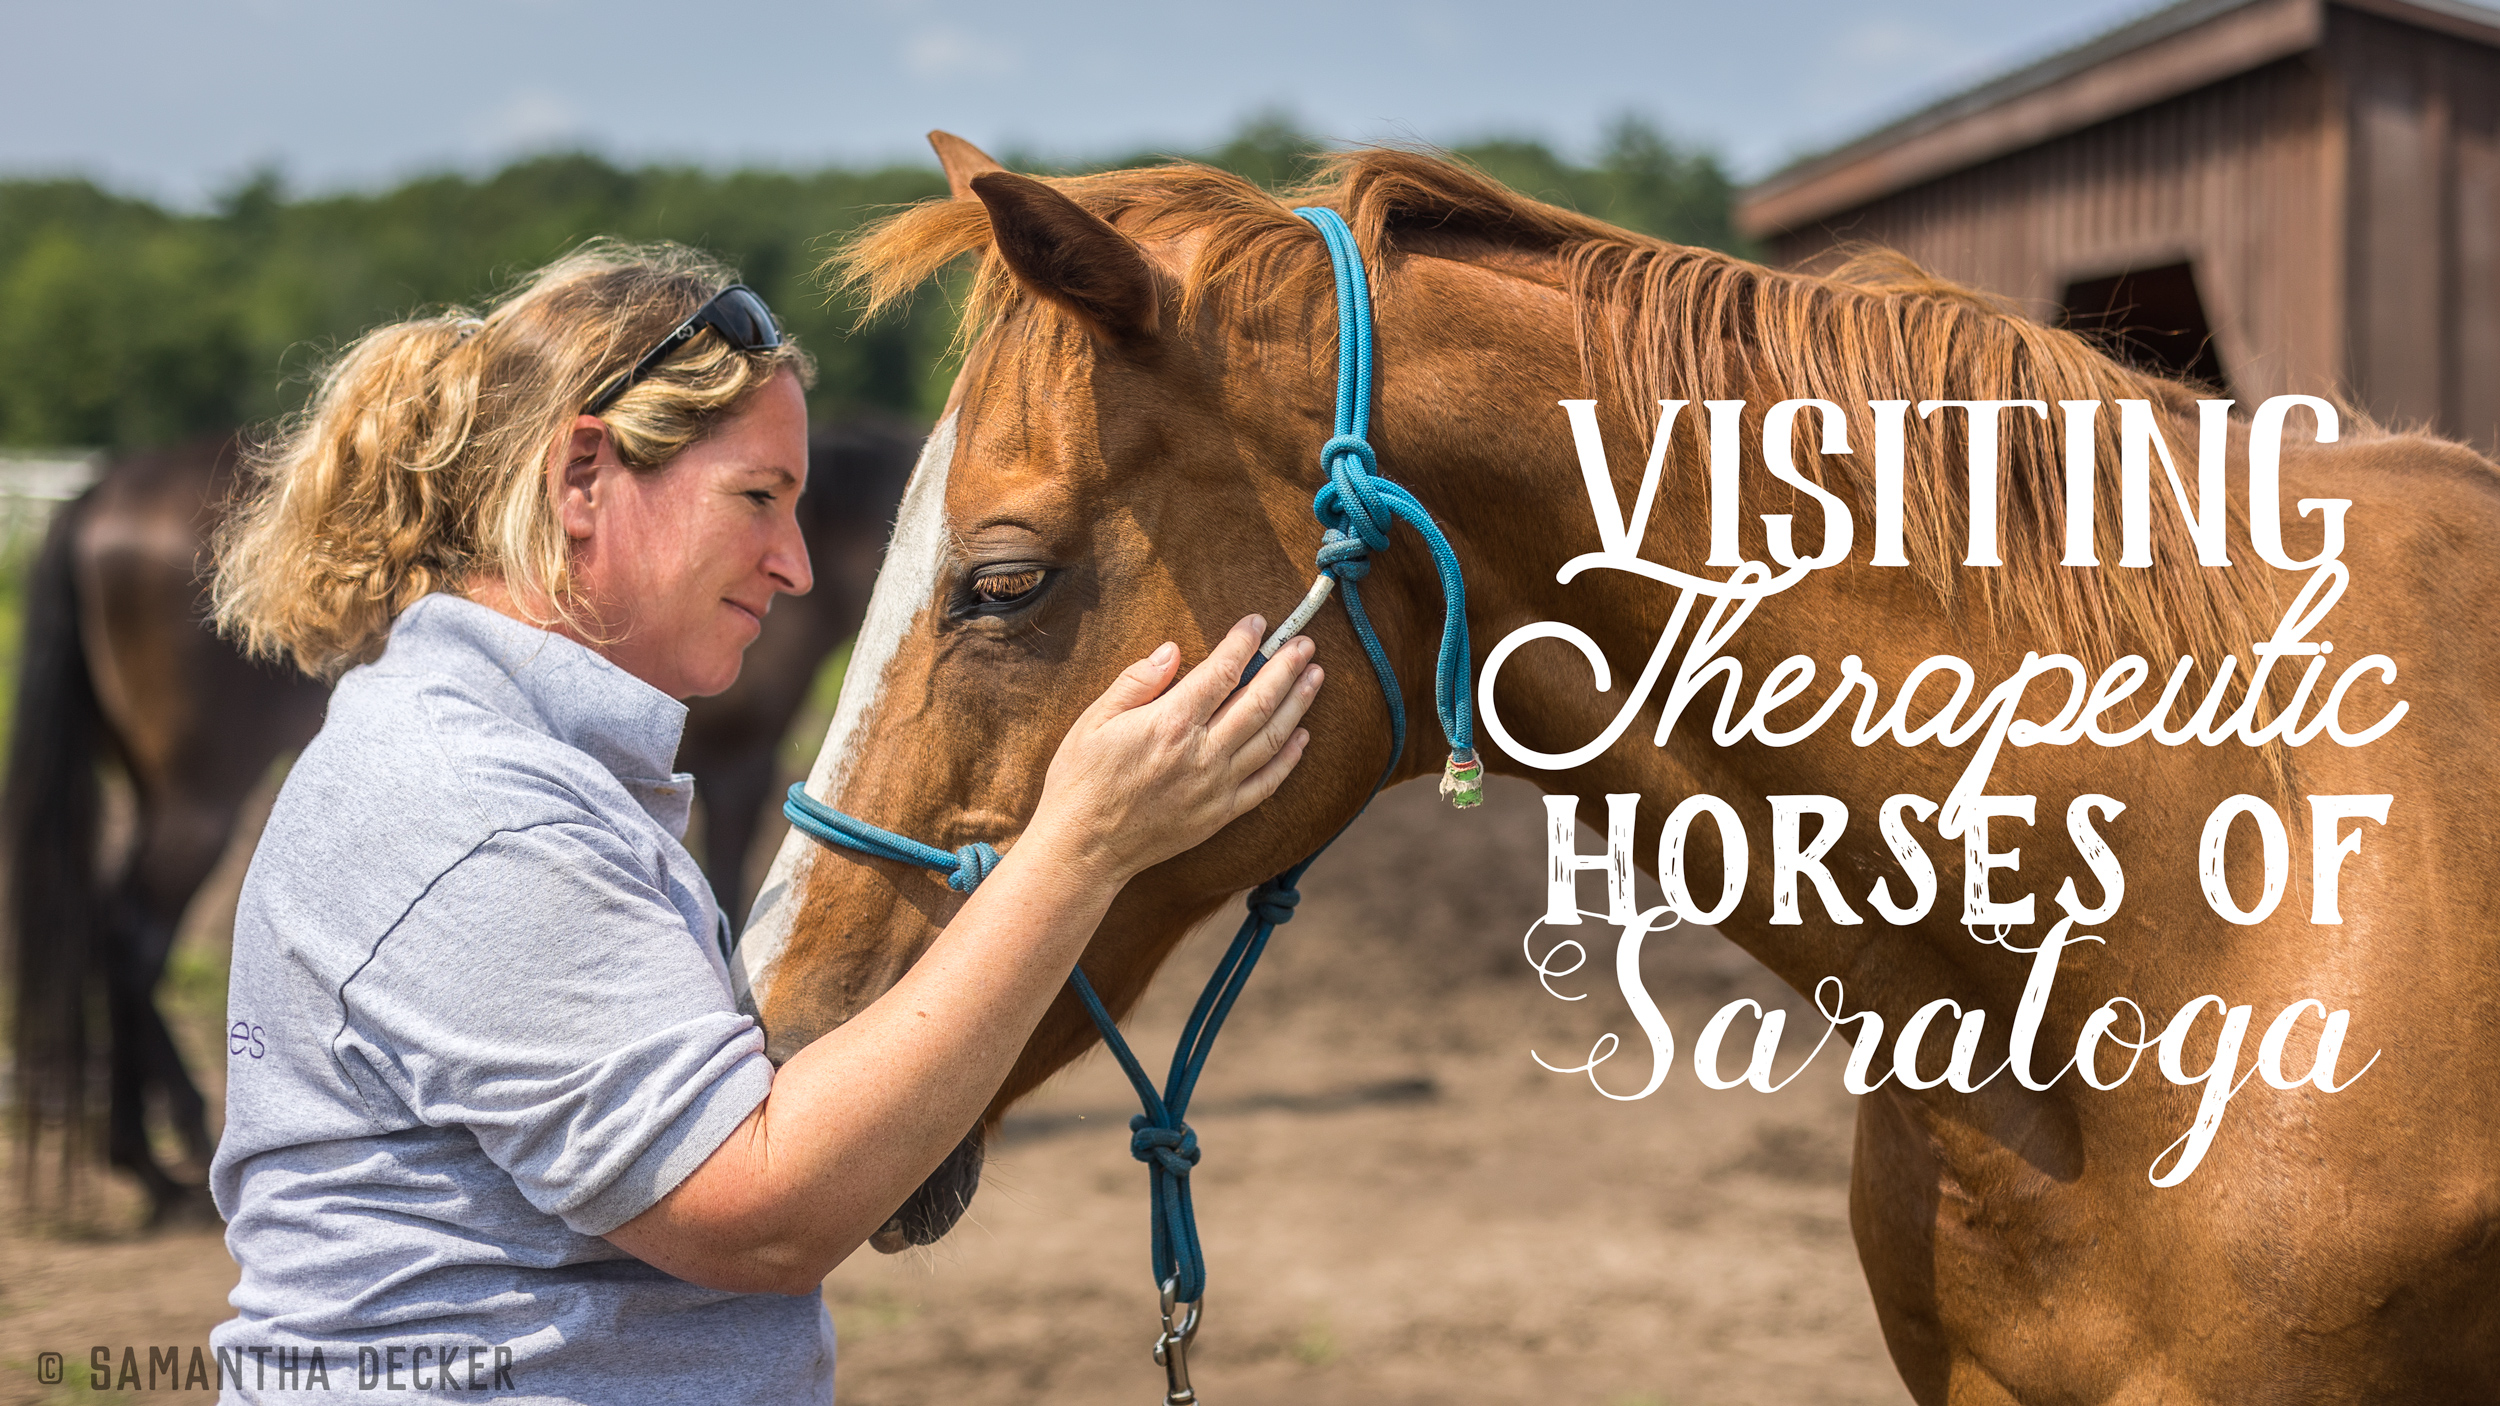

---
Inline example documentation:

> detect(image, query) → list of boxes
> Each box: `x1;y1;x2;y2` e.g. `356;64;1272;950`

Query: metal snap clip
1152;1276;1202;1405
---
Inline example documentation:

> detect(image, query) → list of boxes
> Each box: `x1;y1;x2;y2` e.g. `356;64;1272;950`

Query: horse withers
5;418;914;1225
739;132;2500;1402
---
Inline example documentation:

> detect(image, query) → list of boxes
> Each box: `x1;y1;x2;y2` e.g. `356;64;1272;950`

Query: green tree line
0;116;1742;449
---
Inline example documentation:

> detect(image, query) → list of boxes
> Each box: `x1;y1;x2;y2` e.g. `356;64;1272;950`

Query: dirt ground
2;775;1910;1406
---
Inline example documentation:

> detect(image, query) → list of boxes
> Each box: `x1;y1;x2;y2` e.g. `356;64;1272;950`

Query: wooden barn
1735;0;2500;452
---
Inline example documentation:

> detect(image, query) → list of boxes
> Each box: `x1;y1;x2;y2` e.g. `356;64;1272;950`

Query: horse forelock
734;412;959;1017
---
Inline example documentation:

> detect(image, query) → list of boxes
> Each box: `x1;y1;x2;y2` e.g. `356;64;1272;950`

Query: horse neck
1369;248;1929;772
1365;251;2028;1003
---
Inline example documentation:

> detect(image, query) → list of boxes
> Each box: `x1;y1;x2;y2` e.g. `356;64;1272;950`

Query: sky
7;0;2209;206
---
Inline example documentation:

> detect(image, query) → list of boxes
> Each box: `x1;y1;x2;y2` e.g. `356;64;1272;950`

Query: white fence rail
0;449;104;552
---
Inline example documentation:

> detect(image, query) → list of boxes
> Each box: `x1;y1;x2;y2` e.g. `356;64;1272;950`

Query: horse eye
971;567;1046;606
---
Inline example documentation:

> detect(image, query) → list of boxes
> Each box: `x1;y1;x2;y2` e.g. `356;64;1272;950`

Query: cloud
1836;15;1988;79
468;87;587;153
902;25;1020;81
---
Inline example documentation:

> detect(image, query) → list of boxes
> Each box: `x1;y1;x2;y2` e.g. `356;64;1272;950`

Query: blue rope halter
781;204;1476;1396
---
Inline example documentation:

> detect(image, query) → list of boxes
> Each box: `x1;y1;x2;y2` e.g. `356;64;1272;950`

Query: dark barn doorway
2059;262;2231;392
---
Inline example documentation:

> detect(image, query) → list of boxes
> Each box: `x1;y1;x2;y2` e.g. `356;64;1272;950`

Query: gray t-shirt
209;594;833;1404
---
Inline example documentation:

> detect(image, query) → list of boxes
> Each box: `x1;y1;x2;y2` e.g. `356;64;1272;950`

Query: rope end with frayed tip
1439;749;1484;809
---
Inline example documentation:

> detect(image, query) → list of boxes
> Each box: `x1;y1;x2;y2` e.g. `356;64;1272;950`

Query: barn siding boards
1737;0;2500;453
2339;8;2453;429
1763;62;2340;400
1738;0;2325;238
2453;38;2500;449
2325;7;2500;440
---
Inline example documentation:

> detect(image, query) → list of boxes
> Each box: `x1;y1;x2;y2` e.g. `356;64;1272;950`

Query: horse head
733;134;1534;1250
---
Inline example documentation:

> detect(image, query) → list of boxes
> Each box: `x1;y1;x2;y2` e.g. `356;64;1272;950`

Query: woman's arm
605;616;1321;1293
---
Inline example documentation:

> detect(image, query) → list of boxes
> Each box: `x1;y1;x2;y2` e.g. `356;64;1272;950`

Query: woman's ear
549;415;617;542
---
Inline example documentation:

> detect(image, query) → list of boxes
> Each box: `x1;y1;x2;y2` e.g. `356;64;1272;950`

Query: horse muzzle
869;1122;986;1253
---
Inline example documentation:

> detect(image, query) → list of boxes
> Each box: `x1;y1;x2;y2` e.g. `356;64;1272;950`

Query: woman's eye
971;568;1046;606
743;489;776;507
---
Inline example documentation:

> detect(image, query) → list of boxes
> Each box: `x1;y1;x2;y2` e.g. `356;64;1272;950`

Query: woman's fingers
1084;639;1182;724
1208;634;1315;751
1171;616;1268;725
1234;727;1312;809
1220;658;1321;777
1031;617;1324;884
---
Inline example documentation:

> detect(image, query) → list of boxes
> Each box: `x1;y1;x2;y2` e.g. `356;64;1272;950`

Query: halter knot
1314;435;1393;554
1315;526;1372;582
1246;880;1301;927
1128;1117;1201;1177
1319;431;1378;481
948;841;1001;892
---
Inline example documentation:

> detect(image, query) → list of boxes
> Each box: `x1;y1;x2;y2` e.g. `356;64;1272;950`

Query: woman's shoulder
232;595;703;980
245;625;670;933
310;596;679;841
295;661;631;850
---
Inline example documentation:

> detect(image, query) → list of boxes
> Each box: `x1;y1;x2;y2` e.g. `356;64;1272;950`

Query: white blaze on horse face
732;412;958;1018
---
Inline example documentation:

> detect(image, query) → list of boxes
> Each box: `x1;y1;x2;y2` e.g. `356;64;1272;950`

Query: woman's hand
605;614;1322;1294
1023;614;1323;890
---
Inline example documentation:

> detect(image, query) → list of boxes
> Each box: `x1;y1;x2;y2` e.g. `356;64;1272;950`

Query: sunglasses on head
581;284;784;416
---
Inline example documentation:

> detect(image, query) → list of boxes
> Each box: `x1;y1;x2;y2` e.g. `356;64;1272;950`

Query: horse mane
835;148;2285;671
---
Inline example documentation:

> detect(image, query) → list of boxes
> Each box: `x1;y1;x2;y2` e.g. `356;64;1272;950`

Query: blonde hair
214;241;815;677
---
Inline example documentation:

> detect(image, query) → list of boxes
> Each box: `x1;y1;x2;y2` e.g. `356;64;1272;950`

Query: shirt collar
380;594;697;837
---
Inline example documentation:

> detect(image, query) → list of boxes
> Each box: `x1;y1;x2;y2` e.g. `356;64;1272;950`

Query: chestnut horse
740;134;2500;1402
6;418;915;1223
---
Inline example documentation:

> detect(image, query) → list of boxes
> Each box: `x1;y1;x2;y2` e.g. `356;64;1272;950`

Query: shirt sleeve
334;823;774;1237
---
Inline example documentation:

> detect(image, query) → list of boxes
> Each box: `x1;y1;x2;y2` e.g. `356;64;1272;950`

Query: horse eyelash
974;568;1046;600
956;566;1052;617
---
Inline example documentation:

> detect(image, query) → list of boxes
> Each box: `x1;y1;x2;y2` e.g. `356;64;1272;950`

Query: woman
206;243;1322;1403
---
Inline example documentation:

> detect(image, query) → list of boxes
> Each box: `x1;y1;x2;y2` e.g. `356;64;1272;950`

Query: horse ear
927;130;1004;201
969;171;1161;346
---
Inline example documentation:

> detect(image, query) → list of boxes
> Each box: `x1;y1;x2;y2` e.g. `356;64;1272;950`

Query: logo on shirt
229;1019;266;1059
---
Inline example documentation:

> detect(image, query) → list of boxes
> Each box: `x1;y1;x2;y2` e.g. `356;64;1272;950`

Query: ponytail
214;241;813;677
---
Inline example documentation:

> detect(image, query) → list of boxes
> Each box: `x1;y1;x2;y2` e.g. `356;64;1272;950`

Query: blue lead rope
776;794;1001;892
779;203;1475;1332
1291;206;1480;804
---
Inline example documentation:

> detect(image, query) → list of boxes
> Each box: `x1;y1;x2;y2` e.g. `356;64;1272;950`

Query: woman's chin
677;655;746;700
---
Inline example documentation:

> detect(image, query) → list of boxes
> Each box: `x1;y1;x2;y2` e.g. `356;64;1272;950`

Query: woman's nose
771;514;815;596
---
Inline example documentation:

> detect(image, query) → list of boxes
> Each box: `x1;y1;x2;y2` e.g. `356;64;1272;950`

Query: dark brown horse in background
5;418;915;1223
